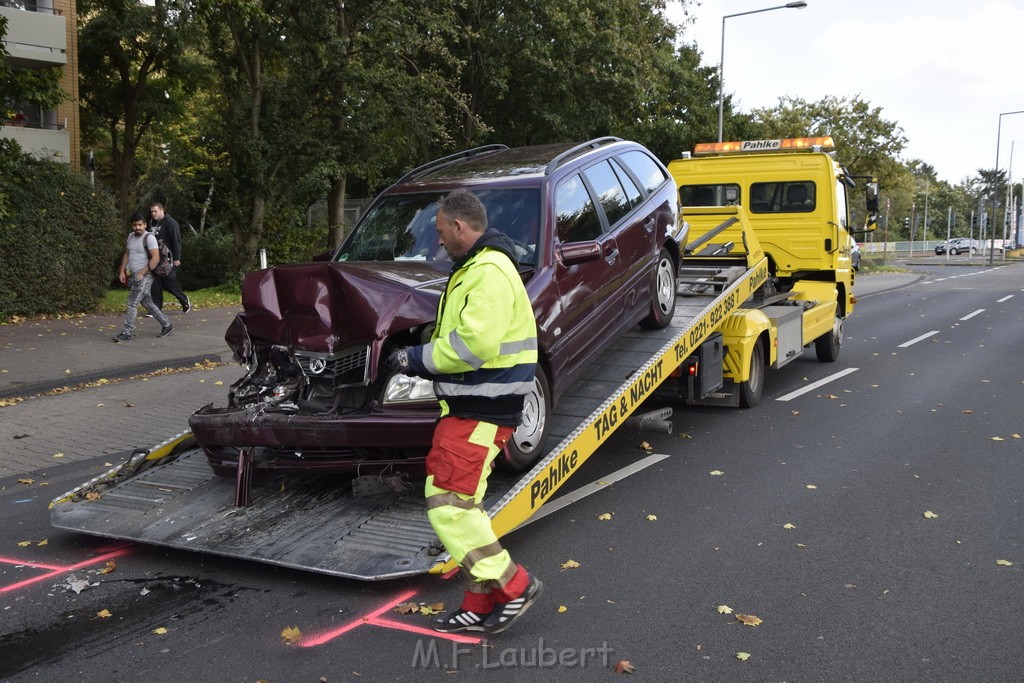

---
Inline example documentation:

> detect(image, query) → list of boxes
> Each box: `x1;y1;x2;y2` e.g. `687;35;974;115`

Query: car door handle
643;218;655;233
604;247;619;265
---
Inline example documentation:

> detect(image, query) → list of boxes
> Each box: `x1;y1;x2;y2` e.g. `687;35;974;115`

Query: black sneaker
182;297;192;313
158;324;174;338
482;576;542;634
112;331;132;343
434;608;492;633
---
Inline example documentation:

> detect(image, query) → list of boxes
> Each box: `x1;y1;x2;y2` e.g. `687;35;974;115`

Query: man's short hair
129;212;146;224
437;189;487;233
150;202;165;211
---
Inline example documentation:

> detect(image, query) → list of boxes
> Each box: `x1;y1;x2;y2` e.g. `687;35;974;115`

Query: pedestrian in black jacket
148;202;191;313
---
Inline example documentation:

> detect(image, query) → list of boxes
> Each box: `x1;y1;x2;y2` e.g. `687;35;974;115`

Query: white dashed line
776;367;860;402
997;294;1014;303
897;330;940;348
959;309;985;321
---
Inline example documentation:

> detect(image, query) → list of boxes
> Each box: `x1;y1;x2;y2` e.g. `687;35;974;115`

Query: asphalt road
1;264;1021;681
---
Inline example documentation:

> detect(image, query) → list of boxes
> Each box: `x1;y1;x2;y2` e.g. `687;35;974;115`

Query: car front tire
498;365;550;472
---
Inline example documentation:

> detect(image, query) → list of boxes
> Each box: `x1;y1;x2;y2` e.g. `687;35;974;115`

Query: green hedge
0;140;121;320
177;229;240;291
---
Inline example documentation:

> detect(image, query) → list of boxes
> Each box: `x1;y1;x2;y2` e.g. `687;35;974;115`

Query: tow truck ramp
50;253;768;580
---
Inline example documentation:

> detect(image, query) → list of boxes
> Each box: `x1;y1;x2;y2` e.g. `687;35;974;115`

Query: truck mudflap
50;252;769;580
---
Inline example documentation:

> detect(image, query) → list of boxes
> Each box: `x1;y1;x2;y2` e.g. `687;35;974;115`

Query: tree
78;0;199;218
0;16;66;122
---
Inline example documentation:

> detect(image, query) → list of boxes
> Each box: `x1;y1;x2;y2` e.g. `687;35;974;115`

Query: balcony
0;2;67;68
0;123;70;163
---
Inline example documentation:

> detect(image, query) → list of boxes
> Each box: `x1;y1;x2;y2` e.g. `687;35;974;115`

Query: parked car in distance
190;138;687;475
937;237;978;255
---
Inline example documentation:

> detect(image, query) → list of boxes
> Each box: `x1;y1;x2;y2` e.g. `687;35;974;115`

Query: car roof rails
544;136;623;175
395;144;509;185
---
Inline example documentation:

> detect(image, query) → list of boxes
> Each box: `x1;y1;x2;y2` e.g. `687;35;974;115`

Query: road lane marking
897;330;940;347
959;309;985;321
997;294;1014;303
775;367;860;402
516;454;669;530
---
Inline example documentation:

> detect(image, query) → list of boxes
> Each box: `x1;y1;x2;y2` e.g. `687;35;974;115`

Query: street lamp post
718;2;808;143
989;109;1024;264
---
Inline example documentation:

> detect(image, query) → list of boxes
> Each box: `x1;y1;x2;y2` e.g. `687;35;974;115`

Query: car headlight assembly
384;374;437;404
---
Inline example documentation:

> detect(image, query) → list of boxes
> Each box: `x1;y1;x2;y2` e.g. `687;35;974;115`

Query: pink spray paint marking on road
0;546;132;594
299;588;482;647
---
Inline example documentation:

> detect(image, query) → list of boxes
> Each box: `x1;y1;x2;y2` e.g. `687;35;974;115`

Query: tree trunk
327;175;346;250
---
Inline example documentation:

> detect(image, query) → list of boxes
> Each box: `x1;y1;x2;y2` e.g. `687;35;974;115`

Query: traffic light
903;217;910;230
971;213;977;229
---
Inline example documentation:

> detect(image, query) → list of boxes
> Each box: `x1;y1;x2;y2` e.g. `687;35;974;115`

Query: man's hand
382;348;412;376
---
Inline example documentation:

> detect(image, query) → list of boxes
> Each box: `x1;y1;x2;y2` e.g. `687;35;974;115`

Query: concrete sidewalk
0;305;241;399
0;270;923;401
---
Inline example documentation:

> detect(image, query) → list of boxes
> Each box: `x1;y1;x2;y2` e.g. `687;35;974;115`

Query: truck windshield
750;181;816;213
337;188;541;266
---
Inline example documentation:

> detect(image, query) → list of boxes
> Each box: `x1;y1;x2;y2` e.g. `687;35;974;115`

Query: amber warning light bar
694;136;835;155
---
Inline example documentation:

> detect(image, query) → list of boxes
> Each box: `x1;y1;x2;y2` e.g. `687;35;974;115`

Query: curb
0;353;226;400
854;272;927;299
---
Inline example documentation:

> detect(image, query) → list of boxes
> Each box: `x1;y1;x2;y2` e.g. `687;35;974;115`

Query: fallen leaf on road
36;539;47;546
796;544;807;548
558;605;568;613
215;381;224;385
152;627;168;635
12;434;29;439
716;605;733;614
281;626;302;645
791;411;800;416
395;603;420;615
96;609;112;618
736;652;751;661
709;470;724;476
646;515;657;521
783;523;796;529
597;513;612;521
561;559;581;569
420;603;444;616
613;660;635;674
996;560;1014;567
97;560;116;574
991;437;1004;441
736;614;762;627
1012;434;1021;439
678;432;691;439
85;492;101;501
17;479;34;485
806;484;817;489
17;540;31;547
52;452;64;458
924;511;939;519
639;441;652;452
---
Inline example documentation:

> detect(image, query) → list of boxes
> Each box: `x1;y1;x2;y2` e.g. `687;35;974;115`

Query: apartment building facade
1;0;80;168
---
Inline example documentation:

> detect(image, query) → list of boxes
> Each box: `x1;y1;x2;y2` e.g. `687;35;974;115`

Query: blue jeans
123;274;170;333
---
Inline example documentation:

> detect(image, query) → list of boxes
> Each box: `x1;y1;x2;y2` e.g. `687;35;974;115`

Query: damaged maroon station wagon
190;137;686;476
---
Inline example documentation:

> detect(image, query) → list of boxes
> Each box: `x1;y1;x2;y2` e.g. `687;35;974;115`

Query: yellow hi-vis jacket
407;229;538;426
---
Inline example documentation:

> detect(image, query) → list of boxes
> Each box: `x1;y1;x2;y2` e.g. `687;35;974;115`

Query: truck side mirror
865;181;879;214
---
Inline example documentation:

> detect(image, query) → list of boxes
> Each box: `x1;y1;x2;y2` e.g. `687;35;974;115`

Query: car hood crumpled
230;261;448;355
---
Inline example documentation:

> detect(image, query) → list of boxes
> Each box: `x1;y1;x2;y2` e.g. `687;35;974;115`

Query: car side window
610;158;643;209
583;160;631;228
750;181;816;213
556;174;603;243
619;150;667;194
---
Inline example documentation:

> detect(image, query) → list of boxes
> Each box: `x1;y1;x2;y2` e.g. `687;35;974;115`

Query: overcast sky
664;0;1024;185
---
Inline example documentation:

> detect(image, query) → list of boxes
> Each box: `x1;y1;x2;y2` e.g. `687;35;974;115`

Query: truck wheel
738;340;764;408
498;365;550;472
639;248;677;329
815;315;843;362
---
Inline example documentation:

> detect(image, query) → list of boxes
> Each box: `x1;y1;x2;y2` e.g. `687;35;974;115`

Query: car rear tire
738;340;764;408
497;365;550;472
815;315;843;362
639;248;677;329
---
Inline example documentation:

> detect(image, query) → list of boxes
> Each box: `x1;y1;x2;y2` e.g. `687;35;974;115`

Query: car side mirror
312;249;333;262
558;241;602;266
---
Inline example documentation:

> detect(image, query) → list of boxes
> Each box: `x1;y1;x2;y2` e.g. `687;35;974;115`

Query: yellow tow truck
662;136;878;407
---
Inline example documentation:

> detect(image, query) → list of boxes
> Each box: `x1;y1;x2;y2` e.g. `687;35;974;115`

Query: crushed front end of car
189;261;448;476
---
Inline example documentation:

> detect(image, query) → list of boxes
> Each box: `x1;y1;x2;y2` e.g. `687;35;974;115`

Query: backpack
154;238;173;275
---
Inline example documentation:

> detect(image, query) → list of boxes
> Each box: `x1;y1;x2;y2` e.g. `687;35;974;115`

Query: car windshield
337;189;541;266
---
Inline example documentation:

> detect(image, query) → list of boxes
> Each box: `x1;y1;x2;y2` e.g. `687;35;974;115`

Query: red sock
461;589;495;613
